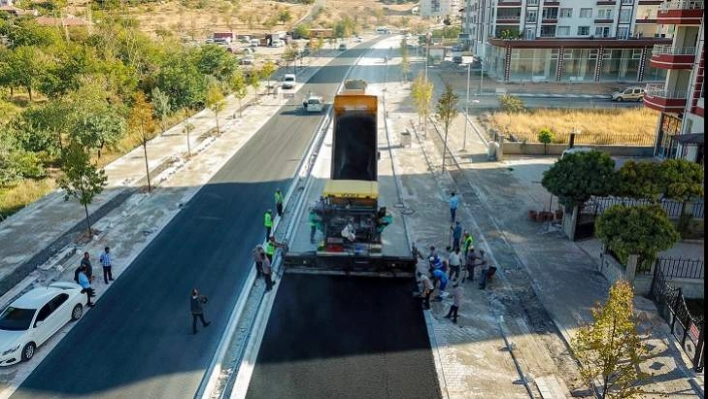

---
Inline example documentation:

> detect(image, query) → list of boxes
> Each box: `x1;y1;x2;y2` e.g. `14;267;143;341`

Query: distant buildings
644;0;704;164
460;0;674;83
420;0;455;18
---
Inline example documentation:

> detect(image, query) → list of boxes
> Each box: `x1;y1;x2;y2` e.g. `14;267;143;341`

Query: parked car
239;56;254;65
0;282;87;366
249;39;261;47
338;43;347;51
282;74;296;89
452;55;463;64
271;39;285;48
611;87;645;102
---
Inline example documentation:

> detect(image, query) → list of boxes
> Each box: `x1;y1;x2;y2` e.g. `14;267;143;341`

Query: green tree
9;46;50;101
659;158;704;202
248;68;261;95
151;87;172;134
260;60;277;95
182;120;195;158
228;69;248;116
595;204;680;269
0;134;45;185
571;280;647;399
537;127;553;155
278;9;292;23
39;42;100;99
194;44;239;82
436;83;459;172
128;91;158;192
615;160;662;201
283;44;299;73
499;94;525;113
205;81;226;133
293;24;311;39
57;142;108;238
541;150;616;209
156;53;208;110
411;72;433;130
400;37;410;82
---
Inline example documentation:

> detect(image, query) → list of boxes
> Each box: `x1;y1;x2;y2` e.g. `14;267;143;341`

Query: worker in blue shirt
449;192;460;223
432;268;449;301
77;265;95;307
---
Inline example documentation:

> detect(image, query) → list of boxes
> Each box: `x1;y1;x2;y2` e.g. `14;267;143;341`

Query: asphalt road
247;274;440;399
11;46;376;399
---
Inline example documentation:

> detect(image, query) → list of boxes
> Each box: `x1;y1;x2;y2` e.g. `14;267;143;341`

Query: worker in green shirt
274;189;284;217
264;209;273;240
265;235;285;263
462;231;474;257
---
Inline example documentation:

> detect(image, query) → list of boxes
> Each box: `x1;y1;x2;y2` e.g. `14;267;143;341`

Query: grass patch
0;178;57;220
483;107;660;146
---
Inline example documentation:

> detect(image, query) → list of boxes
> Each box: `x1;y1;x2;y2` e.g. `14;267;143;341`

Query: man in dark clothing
261;252;274;292
450;221;463;252
190;289;211;334
477;250;490;290
462;247;477;283
80;252;93;280
252;245;264;278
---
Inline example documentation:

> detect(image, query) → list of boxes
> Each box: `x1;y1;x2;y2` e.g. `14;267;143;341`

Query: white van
282;74;296;89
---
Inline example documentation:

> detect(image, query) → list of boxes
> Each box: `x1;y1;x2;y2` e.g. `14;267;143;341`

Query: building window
595;26;611;37
526;10;537;22
577;26;590;35
542;7;558;20
619;9;631;23
617;27;630;39
527;0;539;5
599;48;641;81
525;28;535;40
621;0;633;4
597;8;613;19
579;8;592;18
559;8;572;18
557;26;570;36
561;49;599;83
540;25;556;37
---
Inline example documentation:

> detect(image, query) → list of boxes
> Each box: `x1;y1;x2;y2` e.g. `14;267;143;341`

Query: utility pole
424;30;431;135
463;61;471;151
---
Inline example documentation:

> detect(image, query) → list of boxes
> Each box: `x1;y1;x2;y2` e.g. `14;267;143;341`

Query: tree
411;71;433;130
156;53;208;110
400;37;410;82
151;87;172;134
615;160;663;201
205;81;225;134
541;151;616;209
228;69;248;116
182;120;195;158
128;92;158;192
499;94;525;113
436;83;459;172
193;44;239;82
537;127;553;155
571;280;647;399
260;60;277;95
248;68;261;95
283;45;299;73
659;158;704;202
9;46;50;101
293;24;310;39
57;142;108;238
596;204;679;269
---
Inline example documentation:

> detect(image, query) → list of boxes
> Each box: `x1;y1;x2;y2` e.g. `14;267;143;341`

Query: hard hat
429;256;435;262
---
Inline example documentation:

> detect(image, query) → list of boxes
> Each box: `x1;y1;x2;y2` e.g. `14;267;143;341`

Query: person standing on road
448;247;462;281
444;283;463;324
449;192;460;223
462;231;474;257
77;265;95;307
462;246;477;283
308;208;320;244
274;189;284;217
477;250;490;290
252;245;265;278
450;221;463;252
265;236;285;263
80;252;93;281
190;289;210;334
432;268;449;301
99;247;113;284
264;209;274;240
261;252;274;292
417;272;434;310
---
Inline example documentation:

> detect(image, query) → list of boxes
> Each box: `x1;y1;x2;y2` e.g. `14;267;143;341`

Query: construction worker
264;209;273;240
265;235;285;263
274;189;284;217
308;208;321;244
462;231;474;257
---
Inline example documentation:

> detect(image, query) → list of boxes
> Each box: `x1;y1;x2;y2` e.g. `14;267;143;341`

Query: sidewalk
435;104;704;396
0;50;339;300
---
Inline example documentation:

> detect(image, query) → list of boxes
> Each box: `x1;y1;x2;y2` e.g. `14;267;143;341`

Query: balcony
498;1;522;6
657;0;704;24
543;1;560;5
650;45;697;69
497;15;522;23
597;0;616;4
643;83;688;112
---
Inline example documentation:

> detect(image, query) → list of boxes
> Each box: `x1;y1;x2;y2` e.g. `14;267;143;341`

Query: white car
302;93;324;113
282;74;296;89
0;282;87;366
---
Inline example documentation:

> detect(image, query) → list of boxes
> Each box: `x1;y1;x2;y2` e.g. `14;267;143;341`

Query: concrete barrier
502;142;654;157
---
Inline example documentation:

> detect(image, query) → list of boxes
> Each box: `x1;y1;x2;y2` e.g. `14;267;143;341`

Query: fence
590;196;705;219
656;257;705;280
508;131;655;147
650;266;705;372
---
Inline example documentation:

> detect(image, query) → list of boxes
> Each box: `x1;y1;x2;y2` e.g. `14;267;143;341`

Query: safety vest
264;212;273;227
309;212;317;227
464;235;474;252
274;191;284;204
266;241;275;255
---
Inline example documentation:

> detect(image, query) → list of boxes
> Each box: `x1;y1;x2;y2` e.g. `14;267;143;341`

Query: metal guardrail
657;257;705;280
660;0;704;10
653;45;697;55
644;83;688;99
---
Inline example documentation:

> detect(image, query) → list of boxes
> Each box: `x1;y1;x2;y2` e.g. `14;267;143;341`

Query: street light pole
463;61;471;151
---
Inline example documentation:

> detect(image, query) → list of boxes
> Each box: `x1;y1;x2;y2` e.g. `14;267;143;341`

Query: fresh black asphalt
247;274;441;399
11;54;354;399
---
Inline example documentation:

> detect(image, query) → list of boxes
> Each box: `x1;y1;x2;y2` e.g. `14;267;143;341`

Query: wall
502;142;655;157
667;278;705;299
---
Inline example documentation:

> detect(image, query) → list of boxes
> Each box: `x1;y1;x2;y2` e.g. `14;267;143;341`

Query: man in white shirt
447;247;462;282
417;272;434;310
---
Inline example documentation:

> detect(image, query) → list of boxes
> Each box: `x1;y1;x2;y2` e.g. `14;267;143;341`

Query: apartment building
461;0;674;83
644;0;704;164
420;0;455;18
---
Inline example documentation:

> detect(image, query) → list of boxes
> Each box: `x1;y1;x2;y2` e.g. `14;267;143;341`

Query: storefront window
598;48;641;81
488;46;506;79
508;49;555;82
560;49;598;82
658;114;682;158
